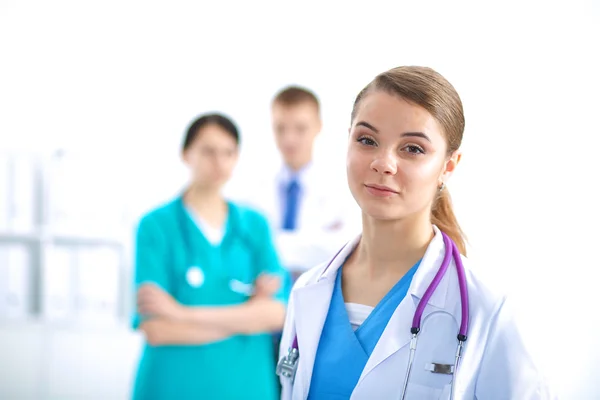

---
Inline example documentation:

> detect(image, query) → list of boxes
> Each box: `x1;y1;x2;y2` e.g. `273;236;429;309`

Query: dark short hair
182;113;240;151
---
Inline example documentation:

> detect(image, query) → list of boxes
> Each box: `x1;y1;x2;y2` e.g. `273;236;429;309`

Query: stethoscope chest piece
186;266;204;288
276;347;299;383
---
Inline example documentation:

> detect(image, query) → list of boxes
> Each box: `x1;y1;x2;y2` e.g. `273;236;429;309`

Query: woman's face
183;124;239;190
346;91;460;222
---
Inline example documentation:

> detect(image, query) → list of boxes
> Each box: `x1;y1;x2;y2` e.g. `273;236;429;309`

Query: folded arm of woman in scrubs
135;212;288;346
138;275;283;345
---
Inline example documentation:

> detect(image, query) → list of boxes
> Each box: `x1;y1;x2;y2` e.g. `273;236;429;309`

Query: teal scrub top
131;196;291;400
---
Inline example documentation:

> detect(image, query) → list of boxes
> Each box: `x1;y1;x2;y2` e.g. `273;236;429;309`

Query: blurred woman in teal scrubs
131;113;291;400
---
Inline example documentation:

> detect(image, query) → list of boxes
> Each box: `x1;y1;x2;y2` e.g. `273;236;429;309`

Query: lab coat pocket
404;382;443;399
438;383;467;400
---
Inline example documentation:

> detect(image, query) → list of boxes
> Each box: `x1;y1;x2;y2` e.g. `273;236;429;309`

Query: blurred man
225;86;360;394
243;86;360;281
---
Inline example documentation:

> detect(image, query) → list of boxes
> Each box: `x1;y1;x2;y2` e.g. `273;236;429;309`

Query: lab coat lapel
292;236;359;399
357;226;450;384
267;169;283;229
292;280;334;399
356;291;416;383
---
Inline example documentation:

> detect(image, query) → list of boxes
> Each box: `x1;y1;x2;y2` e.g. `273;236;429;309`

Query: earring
438;182;445;191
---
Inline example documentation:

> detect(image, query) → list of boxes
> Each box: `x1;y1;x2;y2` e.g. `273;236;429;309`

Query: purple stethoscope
276;231;470;400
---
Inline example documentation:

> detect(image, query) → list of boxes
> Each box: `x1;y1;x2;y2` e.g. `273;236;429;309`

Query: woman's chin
361;205;403;222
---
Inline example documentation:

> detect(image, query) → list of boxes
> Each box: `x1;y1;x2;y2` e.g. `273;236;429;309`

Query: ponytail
431;189;467;256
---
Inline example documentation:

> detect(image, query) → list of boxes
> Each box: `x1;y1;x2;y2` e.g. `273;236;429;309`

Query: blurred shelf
0;231;126;248
0;315;42;326
0;231;42;242
0;316;133;334
1;151;133;329
50;234;125;248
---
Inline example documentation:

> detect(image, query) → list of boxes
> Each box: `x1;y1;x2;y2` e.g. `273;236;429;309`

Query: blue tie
282;178;300;231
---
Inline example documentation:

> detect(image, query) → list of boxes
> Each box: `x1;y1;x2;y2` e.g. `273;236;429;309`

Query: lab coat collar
314;225;451;310
358;226;458;385
292;225;456;397
277;161;315;189
315;234;361;281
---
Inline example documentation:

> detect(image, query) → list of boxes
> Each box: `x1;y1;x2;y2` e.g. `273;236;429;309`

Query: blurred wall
0;0;599;399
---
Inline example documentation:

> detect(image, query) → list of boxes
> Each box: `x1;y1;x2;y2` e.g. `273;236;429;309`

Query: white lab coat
278;226;555;400
231;161;361;273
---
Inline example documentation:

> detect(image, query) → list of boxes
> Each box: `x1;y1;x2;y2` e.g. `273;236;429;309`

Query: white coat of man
234;86;360;281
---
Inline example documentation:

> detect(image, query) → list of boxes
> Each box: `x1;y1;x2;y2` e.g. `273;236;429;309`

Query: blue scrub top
308;260;420;399
131;196;291;400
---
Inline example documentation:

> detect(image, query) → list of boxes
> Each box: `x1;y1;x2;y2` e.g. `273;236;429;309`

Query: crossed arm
137;275;286;346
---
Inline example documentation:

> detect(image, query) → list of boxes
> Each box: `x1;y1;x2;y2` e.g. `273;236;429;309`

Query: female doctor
277;66;554;399
132;113;290;400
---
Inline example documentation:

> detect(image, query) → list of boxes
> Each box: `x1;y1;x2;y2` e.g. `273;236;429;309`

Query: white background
1;0;599;398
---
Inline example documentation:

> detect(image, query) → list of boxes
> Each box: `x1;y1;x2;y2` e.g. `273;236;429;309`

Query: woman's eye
404;145;425;154
357;137;376;146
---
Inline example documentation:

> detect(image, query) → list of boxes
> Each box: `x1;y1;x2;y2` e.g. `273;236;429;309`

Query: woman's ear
440;150;462;182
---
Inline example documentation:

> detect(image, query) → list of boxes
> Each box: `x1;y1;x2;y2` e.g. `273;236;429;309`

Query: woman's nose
370;151;397;175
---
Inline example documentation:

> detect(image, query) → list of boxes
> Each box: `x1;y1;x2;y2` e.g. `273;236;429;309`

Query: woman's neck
354;212;434;279
183;185;227;228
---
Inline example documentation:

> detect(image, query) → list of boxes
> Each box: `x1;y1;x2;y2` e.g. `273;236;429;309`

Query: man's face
272;101;321;170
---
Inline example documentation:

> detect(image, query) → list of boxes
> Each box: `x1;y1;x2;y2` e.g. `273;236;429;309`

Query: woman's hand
137;283;186;321
253;274;281;298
